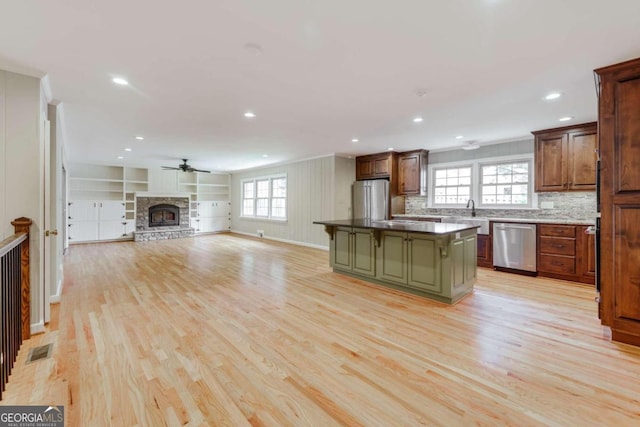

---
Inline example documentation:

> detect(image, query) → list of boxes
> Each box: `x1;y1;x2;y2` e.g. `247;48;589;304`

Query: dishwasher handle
494;224;536;230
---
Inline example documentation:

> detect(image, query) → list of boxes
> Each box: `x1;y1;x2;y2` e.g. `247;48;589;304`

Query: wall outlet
540;201;554;209
257;229;264;238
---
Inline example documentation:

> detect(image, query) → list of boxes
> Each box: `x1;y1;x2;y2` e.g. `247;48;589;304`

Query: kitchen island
313;219;479;304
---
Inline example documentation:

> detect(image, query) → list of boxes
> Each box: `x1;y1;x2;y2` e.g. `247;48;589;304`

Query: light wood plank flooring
2;233;640;426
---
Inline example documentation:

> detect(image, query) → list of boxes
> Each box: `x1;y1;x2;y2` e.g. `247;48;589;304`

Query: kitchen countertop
393;214;595;226
313;218;478;234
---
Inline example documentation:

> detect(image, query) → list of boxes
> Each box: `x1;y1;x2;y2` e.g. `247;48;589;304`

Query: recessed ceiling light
124;148;132;152
351;138;359;143
545;92;562;100
387;147;394;151
414;89;428;97
262;154;269;158
413;117;424;123
117;156;124;159
244;111;256;118
559;116;573;122
456;135;464;140
135;136;144;140
461;141;480;151
112;77;129;86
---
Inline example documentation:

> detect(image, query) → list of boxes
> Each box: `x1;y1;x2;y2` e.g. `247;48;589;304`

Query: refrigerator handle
365;185;371;220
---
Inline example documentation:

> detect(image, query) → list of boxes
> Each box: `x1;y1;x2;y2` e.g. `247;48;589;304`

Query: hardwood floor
2;233;640;426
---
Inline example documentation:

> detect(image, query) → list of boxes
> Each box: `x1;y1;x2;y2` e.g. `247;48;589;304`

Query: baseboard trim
230;230;329;251
50;278;63;304
30;322;45;335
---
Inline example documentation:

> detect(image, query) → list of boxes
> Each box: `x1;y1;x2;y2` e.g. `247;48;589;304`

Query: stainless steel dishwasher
493;223;537;272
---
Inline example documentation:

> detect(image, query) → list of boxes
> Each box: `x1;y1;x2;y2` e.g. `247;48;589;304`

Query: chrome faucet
466;199;476;217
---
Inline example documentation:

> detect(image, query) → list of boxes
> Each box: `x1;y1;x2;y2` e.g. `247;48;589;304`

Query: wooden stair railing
0;217;32;400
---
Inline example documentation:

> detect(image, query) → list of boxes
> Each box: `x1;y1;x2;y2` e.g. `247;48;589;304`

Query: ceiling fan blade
191;168;211;173
161;166;180;170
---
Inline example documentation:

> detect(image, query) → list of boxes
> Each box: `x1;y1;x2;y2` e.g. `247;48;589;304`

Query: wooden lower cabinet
537;224;595;285
476;234;492;268
332;227;376;277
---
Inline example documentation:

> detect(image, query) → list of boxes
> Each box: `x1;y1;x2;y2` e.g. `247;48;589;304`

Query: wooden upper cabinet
533;122;597;192
355;152;396;180
398;150;428;195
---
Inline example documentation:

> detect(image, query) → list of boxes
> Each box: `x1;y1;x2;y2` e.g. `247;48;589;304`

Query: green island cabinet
323;223;477;304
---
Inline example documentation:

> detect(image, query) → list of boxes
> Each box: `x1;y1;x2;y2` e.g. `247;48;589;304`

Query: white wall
230;155;354;248
0;69;45;332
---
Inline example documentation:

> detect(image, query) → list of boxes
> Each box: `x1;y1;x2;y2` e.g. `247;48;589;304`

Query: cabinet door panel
535;134;566;191
352;229;375;276
212;201;230;217
398;155;419;194
617;79;640;192
99;220;125;240
567;130;597;190
615;207;640;322
99;200;125;221
69;200;99;221
407;234;440;292
333;228;352;270
378;232;407;284
69;221;99;242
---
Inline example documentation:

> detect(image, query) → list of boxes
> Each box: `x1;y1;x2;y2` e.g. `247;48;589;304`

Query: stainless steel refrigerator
353;180;389;220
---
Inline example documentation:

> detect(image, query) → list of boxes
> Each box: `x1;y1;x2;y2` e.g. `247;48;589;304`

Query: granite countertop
313;219;478;235
393;214;595;226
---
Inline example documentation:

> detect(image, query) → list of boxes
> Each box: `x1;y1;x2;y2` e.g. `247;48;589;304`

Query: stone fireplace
135;195;194;241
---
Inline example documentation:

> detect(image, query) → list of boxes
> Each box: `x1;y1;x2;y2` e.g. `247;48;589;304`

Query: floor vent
26;344;53;364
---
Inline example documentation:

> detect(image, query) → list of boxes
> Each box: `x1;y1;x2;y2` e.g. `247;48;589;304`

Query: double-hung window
241;175;287;220
480;161;531;206
433;166;472;206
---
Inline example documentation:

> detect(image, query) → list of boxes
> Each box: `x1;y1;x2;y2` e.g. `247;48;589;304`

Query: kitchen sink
441;216;490;235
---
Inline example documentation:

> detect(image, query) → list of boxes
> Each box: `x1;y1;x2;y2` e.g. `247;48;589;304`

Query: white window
241;175;287;220
429;155;534;209
433;166;472;206
480;161;531;206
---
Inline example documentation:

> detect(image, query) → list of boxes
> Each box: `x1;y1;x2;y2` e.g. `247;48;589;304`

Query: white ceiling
2;0;640;172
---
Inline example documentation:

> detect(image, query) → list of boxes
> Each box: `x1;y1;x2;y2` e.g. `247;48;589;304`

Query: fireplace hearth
149;204;180;227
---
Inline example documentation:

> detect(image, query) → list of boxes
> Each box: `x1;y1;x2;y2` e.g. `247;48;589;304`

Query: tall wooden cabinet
595;57;640;346
532;123;597;192
397;150;428;195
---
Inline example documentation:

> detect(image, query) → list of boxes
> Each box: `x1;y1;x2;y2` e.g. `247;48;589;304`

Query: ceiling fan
161;159;211;173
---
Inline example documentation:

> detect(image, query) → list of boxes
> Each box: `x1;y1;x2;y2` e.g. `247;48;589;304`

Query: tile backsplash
405;191;596;221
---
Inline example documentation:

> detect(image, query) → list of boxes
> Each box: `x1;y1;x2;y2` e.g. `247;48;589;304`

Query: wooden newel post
11;217;32;340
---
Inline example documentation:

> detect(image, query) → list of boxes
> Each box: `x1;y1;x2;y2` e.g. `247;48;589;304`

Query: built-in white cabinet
69;164;149;243
68;200;127;242
191;201;230;233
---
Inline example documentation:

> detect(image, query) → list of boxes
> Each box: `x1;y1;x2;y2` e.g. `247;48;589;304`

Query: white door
42;118;52;323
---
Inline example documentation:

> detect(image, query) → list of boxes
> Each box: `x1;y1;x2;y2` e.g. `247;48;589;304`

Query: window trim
240;174;288;221
427;154;537;209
